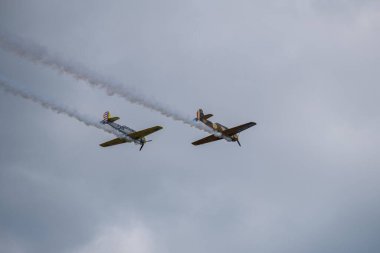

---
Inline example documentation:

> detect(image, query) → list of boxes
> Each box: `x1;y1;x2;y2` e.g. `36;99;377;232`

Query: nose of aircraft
233;134;241;146
139;138;152;151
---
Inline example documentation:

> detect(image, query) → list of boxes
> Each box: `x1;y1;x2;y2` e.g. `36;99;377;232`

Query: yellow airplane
99;111;163;151
192;109;256;146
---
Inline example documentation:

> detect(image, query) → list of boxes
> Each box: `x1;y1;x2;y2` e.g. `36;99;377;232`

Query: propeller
237;139;241;147
139;140;152;151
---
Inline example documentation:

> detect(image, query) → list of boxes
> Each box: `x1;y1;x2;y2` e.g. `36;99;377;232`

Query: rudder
195;109;204;121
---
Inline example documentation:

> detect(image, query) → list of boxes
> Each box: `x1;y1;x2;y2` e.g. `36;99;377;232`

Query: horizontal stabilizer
100;138;129;147
128;126;163;139
222;122;256;136
107;117;120;122
203;114;213;120
192;134;221;146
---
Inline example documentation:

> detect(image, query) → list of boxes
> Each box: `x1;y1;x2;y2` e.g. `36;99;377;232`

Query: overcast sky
0;1;379;253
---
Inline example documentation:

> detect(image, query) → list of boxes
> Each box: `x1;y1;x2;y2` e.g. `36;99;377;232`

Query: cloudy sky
0;0;379;252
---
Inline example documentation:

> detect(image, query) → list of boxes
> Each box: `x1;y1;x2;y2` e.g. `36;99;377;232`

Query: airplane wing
127;126;163;139
100;138;129;147
222;122;256;136
192;134;222;146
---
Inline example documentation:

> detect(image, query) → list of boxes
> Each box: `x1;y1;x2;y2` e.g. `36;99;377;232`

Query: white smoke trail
0;32;213;134
0;76;120;137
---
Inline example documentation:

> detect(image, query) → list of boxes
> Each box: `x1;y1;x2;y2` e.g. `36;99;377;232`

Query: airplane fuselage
107;122;145;145
200;118;238;142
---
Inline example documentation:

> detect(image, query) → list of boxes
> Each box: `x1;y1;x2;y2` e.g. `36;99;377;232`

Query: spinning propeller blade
139;140;152;151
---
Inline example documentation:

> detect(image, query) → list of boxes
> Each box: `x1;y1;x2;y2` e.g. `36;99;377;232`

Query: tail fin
194;109;204;121
101;111;120;124
194;109;213;121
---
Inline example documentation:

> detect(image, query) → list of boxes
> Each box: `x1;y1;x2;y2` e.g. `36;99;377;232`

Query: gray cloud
0;1;379;253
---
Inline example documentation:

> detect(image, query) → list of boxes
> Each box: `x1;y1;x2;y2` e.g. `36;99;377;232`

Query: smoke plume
0;32;213;133
0;76;120;137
